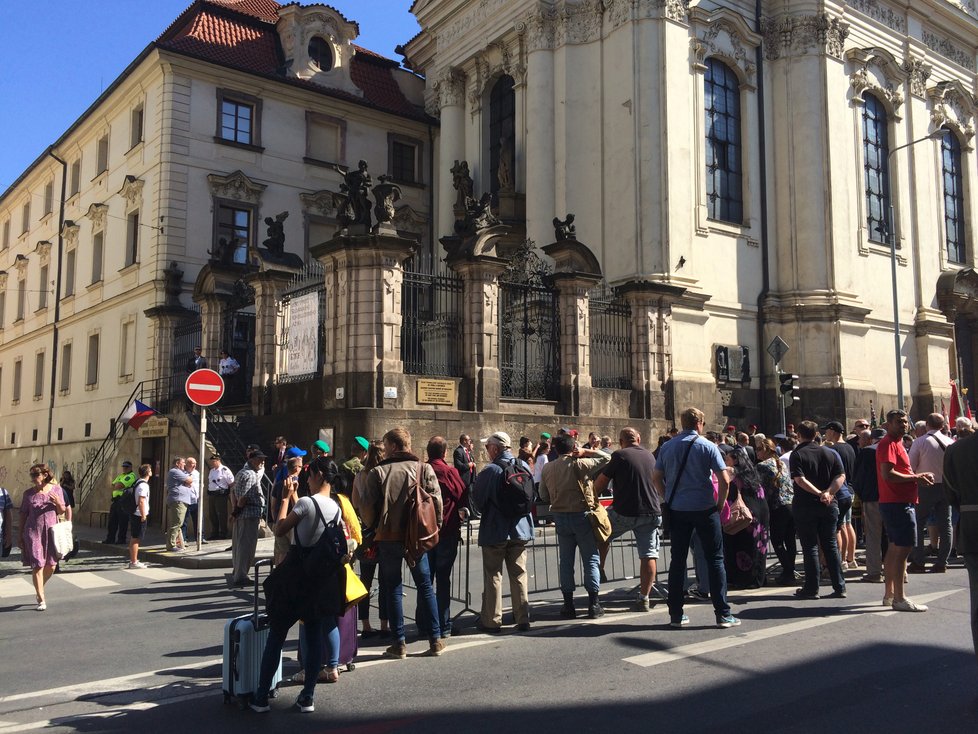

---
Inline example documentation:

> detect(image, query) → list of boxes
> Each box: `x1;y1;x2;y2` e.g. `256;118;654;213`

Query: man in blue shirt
653;407;740;629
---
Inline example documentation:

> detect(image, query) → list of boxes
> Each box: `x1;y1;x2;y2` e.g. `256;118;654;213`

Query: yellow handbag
344;563;368;611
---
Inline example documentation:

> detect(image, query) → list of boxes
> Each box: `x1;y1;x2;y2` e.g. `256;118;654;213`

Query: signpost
767;337;791;435
185;369;225;552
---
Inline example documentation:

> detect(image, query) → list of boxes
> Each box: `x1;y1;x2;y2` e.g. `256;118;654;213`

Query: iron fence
498;279;561;400
276;262;326;383
589;284;632;390
401;267;465;377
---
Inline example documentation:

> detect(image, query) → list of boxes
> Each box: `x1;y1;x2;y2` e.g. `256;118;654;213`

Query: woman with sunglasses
20;463;66;610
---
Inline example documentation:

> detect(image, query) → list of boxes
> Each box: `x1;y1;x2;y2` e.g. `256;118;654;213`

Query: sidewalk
75;521;274;570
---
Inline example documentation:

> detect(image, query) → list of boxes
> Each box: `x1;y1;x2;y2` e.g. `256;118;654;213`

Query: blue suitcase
222;559;281;706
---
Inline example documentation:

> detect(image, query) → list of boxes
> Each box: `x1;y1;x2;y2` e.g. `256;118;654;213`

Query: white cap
480;431;512;448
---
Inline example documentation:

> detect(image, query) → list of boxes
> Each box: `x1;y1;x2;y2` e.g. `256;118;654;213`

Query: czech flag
121;400;157;429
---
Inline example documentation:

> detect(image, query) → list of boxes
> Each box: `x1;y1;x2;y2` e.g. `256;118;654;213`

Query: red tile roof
156;0;429;122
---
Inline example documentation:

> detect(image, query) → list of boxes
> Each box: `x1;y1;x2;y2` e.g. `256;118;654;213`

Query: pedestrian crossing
0;566;193;599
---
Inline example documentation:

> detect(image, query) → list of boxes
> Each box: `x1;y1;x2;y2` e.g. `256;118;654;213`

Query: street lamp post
880;130;945;412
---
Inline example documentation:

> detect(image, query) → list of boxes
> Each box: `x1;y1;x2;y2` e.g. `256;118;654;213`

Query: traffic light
779;373;800;407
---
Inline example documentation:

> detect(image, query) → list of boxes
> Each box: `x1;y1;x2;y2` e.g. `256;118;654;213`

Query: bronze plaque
416;379;456;406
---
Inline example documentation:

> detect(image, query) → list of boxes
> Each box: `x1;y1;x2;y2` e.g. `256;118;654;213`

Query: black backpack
296;498;346;577
118;480;143;516
493;457;535;519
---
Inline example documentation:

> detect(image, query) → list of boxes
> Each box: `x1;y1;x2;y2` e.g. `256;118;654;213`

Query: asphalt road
1;546;975;734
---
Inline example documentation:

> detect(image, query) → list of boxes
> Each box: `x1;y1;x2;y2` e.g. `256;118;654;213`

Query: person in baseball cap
820;420;845;436
481;431;512;448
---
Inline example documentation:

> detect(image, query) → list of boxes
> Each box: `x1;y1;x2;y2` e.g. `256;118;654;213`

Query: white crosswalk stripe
122;567;187;581
0;576;36;599
0;566;191;598
57;572;120;590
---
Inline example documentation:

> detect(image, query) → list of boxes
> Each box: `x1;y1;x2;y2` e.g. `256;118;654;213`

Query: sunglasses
30;471;42;477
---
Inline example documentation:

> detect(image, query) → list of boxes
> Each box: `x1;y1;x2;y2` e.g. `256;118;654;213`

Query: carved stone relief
763;13;850;61
300;189;344;218
902;58;933;98
61;220;79;248
845;0;906;33
85;202;108;230
118;175;144;208
928;81;977;143
433;67;466;110
35;240;52;266
691;16;759;84
207;170;267;205
921;30;976;71
847;48;906;115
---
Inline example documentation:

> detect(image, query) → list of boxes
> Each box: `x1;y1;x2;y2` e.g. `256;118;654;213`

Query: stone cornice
300;189;344;218
847;47;906;116
207;170;266;205
928;80;977;145
118;175;145;209
762;296;872;324
85;202;108;230
763;12;850;61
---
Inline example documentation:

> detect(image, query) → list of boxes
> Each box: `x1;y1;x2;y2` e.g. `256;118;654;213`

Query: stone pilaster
451;257;507;413
619;281;680;420
552;273;601;416
197;295;226;366
311;232;416;408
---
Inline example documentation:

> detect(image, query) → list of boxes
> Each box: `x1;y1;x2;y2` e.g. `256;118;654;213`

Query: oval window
309;37;333;72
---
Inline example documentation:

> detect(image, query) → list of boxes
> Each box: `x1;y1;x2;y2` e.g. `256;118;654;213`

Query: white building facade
406;0;978;425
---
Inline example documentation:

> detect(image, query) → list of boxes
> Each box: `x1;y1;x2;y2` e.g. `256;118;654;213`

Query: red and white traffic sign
185;369;225;407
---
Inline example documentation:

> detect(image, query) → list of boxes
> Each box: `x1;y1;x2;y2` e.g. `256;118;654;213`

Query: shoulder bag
661;437;697;532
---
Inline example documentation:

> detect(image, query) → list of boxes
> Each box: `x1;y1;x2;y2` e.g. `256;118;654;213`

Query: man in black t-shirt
789;421;847;599
593;427;662;612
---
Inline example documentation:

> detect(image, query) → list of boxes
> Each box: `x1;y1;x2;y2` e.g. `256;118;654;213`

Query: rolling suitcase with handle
222;559;282;706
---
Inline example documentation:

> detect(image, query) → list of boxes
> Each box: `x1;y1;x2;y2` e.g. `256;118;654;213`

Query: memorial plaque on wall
714;345;751;383
417;379;456;406
138;416;169;438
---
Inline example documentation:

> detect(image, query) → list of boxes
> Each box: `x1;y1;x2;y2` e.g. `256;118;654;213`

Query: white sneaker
128;561;148;569
892;598;928;613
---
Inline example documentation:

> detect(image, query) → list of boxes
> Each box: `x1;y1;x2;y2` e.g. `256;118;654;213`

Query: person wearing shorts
128;464;152;570
876;410;934;612
593;427;662;612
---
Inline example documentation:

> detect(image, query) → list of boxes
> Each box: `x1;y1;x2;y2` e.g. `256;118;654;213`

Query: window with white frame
86;333;99;386
38;265;48;310
125;210;139;266
64;249;76;297
69;159;81;196
60;342;72;393
91;231;104;283
96;134;109;174
43;181;54;216
16;277;26;321
941;127;966;264
119;320;135;378
130;105;144;148
13;359;22;402
704;58;743;224
217;89;261;148
33;352;44;399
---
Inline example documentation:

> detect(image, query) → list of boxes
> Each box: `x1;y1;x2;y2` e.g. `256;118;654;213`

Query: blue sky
0;0;420;191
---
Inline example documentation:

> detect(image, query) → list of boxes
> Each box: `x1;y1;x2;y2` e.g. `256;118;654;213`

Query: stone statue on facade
338;159;372;228
455;192;501;236
262;211;289;255
209;237;237;265
497;135;514;193
372;175;402;232
451;159;474;216
553;213;576;241
163;261;183;305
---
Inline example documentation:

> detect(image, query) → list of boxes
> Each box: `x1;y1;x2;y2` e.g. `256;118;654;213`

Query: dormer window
309;37;333;72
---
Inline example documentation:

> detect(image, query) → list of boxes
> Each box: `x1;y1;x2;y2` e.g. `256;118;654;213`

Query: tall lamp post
880;129;945;412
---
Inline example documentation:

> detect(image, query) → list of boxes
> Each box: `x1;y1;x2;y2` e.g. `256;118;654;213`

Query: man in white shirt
128;464;152;569
183;457;205;545
908;413;954;573
207;454;234;540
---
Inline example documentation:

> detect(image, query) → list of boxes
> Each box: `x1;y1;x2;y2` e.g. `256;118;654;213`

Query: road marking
57;572;119;590
622;589;961;668
122;567;187;581
0;577;36;599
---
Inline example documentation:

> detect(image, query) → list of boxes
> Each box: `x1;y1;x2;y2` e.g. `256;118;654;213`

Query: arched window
705;59;743;224
862;94;891;243
941;128;965;263
308;37;333;72
489;75;516;201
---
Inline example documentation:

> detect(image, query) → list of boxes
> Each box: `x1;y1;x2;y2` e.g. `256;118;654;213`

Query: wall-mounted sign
416;379;456;406
715;345;751;383
138;416;169;438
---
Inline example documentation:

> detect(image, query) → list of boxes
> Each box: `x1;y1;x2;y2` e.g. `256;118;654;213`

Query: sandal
318;667;339;683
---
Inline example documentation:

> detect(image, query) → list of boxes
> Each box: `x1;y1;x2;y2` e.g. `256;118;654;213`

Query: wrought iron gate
498;241;560;401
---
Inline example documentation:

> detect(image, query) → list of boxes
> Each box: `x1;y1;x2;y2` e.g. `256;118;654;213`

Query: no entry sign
185;369;225;407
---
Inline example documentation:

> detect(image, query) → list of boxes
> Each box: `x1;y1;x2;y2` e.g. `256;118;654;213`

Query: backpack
404;461;439;566
119;480;142;516
493;457;535;519
296;497;346;577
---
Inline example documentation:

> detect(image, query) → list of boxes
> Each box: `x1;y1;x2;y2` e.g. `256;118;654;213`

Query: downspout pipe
754;0;772;427
47;150;67;446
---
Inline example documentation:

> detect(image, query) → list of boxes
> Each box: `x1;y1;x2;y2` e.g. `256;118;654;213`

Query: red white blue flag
121;400;157;429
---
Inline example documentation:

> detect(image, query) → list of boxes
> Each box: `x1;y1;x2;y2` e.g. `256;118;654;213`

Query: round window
309;37;333;72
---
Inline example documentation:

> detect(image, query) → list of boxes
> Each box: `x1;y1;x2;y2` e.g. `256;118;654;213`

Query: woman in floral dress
20;463;65;610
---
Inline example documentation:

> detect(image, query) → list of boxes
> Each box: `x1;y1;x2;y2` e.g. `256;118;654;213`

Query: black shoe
516;622;531;632
477;624;502;634
826;590;847;599
794;588;820;600
559;604;577;619
588;602;604;619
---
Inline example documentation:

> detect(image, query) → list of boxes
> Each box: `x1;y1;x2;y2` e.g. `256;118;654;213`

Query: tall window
33;352;44;399
119;321;134;378
38;265;48;310
705;58;743;224
91;231;104;283
21;201;30;233
86;333;100;386
489;75;516;201
942;128;966;264
16;277;26;321
863;94;891;244
43;181;54;216
391;139;418;183
96;134;109;173
60;343;72;393
126;211;139;266
217;204;251;264
13;359;22;402
64;250;76;297
0;291;5;328
69;159;81;196
130;105;144;148
221;99;253;144
2;219;8;249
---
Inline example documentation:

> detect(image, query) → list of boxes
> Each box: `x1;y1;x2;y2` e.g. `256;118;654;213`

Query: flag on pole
950;381;962;425
870;400;877;429
120;400;157;430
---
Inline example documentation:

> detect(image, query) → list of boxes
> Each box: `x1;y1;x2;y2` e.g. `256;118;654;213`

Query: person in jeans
539;434;610;619
852;429;884;582
165;458;193;552
360;427;445;659
230;452;266;587
908;413;954;573
593;427;662;612
351;442;389;639
472;431;533;632
942;425;978;664
757;438;795;585
653;407;740;629
789;421;847;600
